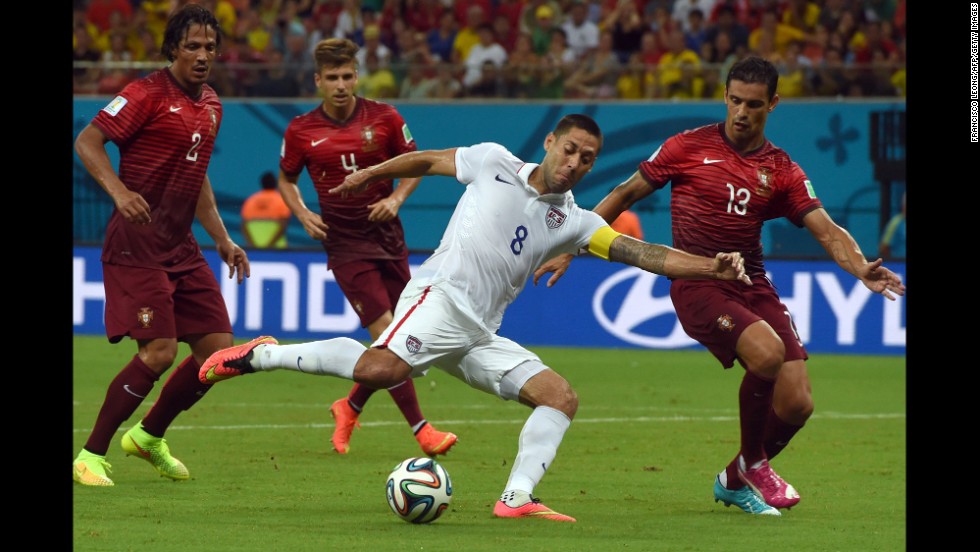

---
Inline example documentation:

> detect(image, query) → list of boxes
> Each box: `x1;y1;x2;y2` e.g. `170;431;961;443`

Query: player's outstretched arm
331;149;458;197
608;235;751;284
803;209;906;300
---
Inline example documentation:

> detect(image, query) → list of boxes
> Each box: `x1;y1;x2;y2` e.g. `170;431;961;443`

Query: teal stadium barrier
73;99;907;257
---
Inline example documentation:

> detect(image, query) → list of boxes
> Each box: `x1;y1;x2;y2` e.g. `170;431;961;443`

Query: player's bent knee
354;349;411;388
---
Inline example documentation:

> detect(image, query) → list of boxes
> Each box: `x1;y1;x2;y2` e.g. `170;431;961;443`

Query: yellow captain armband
587;226;622;261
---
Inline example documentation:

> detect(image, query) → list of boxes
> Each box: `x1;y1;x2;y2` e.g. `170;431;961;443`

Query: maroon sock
386;379;425;428
725;455;744;490
84;355;159;456
348;382;378;413
739;370;775;468
141;356;209;437
763;408;804;461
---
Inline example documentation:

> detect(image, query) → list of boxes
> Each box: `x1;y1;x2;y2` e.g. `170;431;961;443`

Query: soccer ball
385;457;453;524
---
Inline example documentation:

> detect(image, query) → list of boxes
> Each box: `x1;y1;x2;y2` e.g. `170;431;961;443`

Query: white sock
251;338;365;379
503;406;571;495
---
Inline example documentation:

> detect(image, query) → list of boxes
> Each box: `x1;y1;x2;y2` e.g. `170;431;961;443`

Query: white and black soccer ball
385;457;453;524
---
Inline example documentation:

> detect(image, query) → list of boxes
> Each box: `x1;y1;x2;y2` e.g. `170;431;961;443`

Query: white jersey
409;142;608;333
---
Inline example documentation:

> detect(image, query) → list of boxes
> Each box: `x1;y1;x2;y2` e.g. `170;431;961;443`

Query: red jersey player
277;38;457;457
535;56;905;515
73;4;250;486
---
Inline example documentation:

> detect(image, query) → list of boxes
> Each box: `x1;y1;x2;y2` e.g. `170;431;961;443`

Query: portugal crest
137;307;154;329
545;206;566;229
716;314;735;332
756;167;773;198
361;125;378;152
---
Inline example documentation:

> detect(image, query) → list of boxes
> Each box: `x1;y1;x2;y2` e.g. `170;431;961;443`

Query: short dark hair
260;171;277;190
726;56;779;100
161;3;222;62
313;37;360;72
553;114;603;153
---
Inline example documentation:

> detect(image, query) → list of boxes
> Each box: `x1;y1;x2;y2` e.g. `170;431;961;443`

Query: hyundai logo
592;267;698;348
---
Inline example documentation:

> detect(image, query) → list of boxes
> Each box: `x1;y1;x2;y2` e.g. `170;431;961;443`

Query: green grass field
72;335;905;551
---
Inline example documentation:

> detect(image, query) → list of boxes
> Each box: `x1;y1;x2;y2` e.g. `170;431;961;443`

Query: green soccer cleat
73;450;114;487
121;424;190;480
713;476;781;516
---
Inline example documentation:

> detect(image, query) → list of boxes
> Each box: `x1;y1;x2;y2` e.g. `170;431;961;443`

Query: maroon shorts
669;277;807;369
331;258;411;328
102;262;232;343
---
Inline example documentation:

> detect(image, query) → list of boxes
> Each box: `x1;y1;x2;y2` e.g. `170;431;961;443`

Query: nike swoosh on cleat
123;384;146;398
495;174;515;185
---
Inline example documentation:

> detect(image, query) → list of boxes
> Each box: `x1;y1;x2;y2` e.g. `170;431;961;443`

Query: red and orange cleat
493;490;576;522
329;398;362;454
199;336;278;384
415;423;458;456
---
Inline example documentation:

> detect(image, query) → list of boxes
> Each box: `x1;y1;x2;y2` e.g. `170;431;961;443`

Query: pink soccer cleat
199;336;278;383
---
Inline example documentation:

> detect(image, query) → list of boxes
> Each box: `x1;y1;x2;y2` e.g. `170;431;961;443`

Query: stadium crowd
73;0;907;100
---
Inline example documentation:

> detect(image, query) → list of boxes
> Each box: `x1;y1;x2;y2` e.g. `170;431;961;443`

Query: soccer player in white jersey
199;114;751;522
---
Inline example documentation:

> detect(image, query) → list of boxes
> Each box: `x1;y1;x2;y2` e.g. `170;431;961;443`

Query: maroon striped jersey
280;98;417;268
92;68;222;271
638;123;823;277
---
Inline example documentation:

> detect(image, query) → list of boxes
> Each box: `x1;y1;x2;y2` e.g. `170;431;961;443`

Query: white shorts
373;283;545;400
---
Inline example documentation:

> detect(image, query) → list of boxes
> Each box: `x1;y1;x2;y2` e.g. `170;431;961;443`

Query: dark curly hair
161;3;222;62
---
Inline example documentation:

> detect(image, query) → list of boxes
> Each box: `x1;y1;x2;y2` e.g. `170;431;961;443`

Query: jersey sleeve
573;209;616;259
91;83;152;146
780;162;823;227
454;142;509;184
279;119;306;177
385;106;417;157
637;133;685;191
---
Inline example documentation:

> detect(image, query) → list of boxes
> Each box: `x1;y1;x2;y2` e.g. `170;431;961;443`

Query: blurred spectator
467;59;507;97
671;0;717;33
139;1;171;44
355;24;392;68
864;0;897;23
271;0;308;53
889;37;906;96
892;0;905;38
237;8;273;57
810;46;848;96
241;171;291;250
518;1;563;36
503;33;541;98
86;0;132;33
782;0;820;33
257;0;285;28
495;0;525;33
492;12;517;53
73;24;103;95
358;49;398;98
249;49;303;97
451;0;494;28
336;0;369;41
309;10;341;54
775;41;813;98
535;27;575;98
683;8;709;53
97;32;137;96
282;31;316;95
562;0;600;60
818;0;849;33
452;4;488;65
631;29;664;98
749;9;807;59
564;29;621;99
461;23;508;90
399;56;438;99
404;0;445;34
802;23;829;65
528;4;560;56
657;28;702;98
427;10;457;62
427;61;463;98
704;2;749;51
197;0;239;39
602;0;645;64
878;191;906;259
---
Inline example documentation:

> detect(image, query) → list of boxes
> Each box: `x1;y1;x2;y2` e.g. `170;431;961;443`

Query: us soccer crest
137;307;154;329
361;125;379;152
755;167;773;198
406;335;422;354
545;206;566;229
